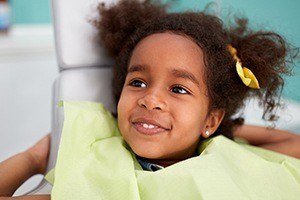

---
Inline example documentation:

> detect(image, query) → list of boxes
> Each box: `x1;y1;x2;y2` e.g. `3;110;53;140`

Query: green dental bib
47;101;300;200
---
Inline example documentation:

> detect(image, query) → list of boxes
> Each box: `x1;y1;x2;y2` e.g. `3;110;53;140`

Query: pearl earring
205;130;210;136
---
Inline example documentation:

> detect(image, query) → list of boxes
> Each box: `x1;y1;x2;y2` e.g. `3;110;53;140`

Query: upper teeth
142;123;156;129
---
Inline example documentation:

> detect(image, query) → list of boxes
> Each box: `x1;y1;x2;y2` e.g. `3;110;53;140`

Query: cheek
178;111;204;135
117;90;136;133
117;88;135;110
174;99;208;132
117;91;127;128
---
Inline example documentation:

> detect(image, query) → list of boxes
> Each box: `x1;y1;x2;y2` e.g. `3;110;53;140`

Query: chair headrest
52;0;118;70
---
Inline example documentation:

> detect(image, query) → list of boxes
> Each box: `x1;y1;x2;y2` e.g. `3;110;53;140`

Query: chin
131;144;165;159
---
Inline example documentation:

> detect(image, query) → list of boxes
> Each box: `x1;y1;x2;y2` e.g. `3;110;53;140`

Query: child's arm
0;196;50;200
0;135;50;199
234;125;300;158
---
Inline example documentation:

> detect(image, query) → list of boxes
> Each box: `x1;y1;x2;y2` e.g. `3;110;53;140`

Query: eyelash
171;85;191;94
129;79;147;88
128;79;191;95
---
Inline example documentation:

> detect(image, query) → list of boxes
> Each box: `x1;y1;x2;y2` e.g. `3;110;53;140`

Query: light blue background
10;0;51;24
10;0;300;101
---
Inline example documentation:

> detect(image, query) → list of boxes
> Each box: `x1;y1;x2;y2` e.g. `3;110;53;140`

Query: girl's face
118;32;224;161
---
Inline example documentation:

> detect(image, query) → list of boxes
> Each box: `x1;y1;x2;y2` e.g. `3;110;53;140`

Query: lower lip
132;123;168;135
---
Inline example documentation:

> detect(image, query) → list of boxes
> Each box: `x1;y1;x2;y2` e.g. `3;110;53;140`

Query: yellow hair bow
228;45;260;89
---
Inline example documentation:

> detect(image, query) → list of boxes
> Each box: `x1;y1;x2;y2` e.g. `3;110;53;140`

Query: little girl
1;0;300;199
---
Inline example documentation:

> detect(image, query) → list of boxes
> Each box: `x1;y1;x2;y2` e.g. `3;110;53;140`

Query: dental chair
25;0;117;195
26;0;300;195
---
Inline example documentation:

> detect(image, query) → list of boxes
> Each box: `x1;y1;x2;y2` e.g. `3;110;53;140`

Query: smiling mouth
132;121;170;135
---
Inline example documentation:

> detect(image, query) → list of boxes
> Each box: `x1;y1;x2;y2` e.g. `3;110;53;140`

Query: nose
137;88;167;111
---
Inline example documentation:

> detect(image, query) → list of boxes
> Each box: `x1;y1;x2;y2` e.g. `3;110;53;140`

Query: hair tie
228;45;260;89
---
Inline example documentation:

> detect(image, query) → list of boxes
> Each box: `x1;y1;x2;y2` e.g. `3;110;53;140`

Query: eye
129;79;147;88
171;85;190;94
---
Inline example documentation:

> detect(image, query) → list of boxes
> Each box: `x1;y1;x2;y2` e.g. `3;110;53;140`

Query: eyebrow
127;64;147;73
128;64;201;87
171;69;200;87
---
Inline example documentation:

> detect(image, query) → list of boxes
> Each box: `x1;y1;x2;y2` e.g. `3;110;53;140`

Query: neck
141;157;183;167
136;138;201;168
137;146;199;168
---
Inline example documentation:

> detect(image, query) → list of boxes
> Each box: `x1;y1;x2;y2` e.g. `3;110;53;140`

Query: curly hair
93;0;298;138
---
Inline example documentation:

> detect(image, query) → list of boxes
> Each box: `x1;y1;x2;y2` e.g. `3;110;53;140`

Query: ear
201;109;225;138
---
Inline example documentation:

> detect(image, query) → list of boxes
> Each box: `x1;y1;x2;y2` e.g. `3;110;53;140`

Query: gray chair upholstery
27;0;116;195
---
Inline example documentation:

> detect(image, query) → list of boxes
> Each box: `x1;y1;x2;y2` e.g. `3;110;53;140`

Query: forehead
129;32;205;75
